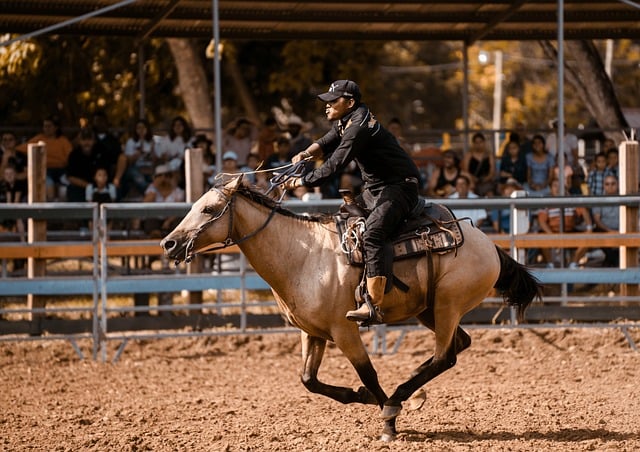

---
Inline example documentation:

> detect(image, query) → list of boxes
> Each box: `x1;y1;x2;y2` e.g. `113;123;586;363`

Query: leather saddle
335;198;465;267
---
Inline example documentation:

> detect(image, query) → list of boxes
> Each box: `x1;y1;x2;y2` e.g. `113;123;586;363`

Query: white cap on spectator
223;151;238;161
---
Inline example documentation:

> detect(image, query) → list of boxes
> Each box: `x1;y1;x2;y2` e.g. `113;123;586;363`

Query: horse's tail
493;245;543;322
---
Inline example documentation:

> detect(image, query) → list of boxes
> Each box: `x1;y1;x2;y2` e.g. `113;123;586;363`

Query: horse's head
161;175;243;263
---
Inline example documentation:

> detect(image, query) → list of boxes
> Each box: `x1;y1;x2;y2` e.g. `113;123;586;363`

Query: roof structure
2;0;640;43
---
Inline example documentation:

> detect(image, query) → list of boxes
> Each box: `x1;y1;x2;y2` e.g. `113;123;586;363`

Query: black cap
317;80;361;103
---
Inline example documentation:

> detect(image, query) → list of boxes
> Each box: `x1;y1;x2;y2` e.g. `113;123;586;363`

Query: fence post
27;142;47;335
619;139;639;298
185;148;204;311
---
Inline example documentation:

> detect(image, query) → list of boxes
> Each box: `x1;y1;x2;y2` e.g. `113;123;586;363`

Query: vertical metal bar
138;43;146;119
462;42;470;154
557;0;565;196
212;0;223;173
91;203;99;360
99;204;109;362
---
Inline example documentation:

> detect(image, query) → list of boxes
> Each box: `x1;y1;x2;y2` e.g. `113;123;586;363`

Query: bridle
180;187;279;264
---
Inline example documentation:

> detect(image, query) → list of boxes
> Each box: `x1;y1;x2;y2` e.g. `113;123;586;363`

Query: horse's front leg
299;331;379;406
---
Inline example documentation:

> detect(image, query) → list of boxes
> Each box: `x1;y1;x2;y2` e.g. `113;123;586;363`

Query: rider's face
324;97;354;121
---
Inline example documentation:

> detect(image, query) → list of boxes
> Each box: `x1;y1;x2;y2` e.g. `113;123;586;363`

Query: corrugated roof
2;0;640;42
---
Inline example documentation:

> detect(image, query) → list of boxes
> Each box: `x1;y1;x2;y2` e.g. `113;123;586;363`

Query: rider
287;80;421;323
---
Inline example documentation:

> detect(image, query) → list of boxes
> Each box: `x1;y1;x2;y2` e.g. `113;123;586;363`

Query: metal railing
1;195;640;360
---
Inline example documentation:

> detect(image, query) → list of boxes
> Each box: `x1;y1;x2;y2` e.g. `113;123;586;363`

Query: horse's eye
202;205;219;215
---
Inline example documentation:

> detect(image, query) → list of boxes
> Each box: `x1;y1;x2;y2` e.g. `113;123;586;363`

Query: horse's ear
222;173;244;196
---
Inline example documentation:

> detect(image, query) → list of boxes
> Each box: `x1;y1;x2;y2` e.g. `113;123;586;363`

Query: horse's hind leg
299;331;379;406
382;312;467;420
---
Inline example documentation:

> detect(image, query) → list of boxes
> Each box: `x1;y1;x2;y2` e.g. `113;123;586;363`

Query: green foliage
1;34;638;144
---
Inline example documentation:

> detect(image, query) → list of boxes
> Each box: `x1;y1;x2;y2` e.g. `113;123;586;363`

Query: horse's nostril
162;239;176;252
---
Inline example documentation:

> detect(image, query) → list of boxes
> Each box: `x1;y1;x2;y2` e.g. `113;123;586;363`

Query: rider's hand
284;177;303;191
292;151;310;164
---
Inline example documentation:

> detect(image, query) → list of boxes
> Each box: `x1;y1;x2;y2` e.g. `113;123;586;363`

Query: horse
160;175;543;441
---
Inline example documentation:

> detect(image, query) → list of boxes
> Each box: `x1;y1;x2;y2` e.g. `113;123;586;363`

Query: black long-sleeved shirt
301;104;420;192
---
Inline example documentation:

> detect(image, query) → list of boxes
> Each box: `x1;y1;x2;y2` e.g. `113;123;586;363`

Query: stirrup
346;294;383;326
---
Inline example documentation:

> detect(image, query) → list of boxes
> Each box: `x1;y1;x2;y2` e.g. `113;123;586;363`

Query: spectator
255;116;280;162
123;118;156;200
490;178;525;234
240;152;269;191
221;151;240;174
265;135;292;170
157;115;193;169
537;178;593;268
0;164;27;271
91;111;126;193
546;118;579;168
592;174;620;267
287;115;312;159
428;149;464;197
17;115;73;201
222;118;255;166
498;139;528;191
387;117;412;154
605;147;619;180
86;167;117;204
1;131;27;181
461;132;496;197
525;134;554;197
141;164;185;238
448;174;487;228
586;152;611;196
65;128;110;203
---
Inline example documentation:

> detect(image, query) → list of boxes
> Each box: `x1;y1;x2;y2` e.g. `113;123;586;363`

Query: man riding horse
287;80;421;323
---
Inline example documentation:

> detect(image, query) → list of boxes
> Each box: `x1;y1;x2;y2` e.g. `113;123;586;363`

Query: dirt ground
1;326;639;452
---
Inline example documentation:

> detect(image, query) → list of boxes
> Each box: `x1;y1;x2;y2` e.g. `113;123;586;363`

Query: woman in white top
158;116;193;167
123;119;156;198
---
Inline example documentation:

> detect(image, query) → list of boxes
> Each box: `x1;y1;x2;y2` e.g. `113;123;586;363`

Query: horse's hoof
356;386;378;405
407;388;426;411
380;432;396;442
381;403;402;421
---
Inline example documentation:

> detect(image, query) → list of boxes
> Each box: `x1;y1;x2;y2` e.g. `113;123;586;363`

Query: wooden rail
0;240;241;259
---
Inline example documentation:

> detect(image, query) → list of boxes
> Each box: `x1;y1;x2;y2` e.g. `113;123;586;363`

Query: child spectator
86;167;117;204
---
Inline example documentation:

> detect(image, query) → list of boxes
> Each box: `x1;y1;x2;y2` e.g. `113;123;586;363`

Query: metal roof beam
466;0;529;45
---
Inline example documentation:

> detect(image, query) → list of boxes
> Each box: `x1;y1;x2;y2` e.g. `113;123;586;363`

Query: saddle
335;198;465;268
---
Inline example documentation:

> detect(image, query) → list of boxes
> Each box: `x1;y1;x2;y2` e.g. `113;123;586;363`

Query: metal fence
1;195;640;360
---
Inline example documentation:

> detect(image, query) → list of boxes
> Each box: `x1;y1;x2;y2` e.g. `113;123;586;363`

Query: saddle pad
335;202;465;266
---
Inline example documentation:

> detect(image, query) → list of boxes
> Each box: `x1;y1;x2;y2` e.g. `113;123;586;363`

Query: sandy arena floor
1;326;639;451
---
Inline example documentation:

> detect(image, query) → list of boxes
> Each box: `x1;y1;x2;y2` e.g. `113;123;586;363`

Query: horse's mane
235;184;334;224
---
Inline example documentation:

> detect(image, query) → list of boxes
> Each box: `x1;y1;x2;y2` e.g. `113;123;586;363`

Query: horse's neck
232;195;326;277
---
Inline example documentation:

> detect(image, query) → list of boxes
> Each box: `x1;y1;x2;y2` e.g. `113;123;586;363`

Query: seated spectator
141;164;185;238
287;115;312;159
462;132;495;197
86;167;117;204
92;111;126;194
428;149;465;198
605;147;619;180
448;174;487;228
525;134;554;197
256;116;280;161
265;135;292;170
1;131;27;181
17;115;73;201
240;153;269;191
498;140;527;192
586;151;611;196
592;174;620;267
387;117;412;154
223;118;255;166
123;119;156;200
157;115;193;170
490;178;525;234
537;178;593;268
66;128;112;203
0;164;27;236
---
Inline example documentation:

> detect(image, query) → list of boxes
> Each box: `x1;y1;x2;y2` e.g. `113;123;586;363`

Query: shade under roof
2;0;640;42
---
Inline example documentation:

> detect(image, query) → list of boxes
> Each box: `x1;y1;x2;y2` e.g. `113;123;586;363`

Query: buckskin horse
160;175;542;441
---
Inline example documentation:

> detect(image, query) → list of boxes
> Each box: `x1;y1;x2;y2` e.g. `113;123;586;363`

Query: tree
539;40;629;143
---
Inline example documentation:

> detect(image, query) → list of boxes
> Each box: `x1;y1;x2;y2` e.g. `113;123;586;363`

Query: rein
181;187;281;264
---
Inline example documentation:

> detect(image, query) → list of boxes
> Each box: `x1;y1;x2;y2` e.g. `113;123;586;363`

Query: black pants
359;181;419;278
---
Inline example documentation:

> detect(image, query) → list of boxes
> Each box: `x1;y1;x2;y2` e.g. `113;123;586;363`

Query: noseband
181;187;279;264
